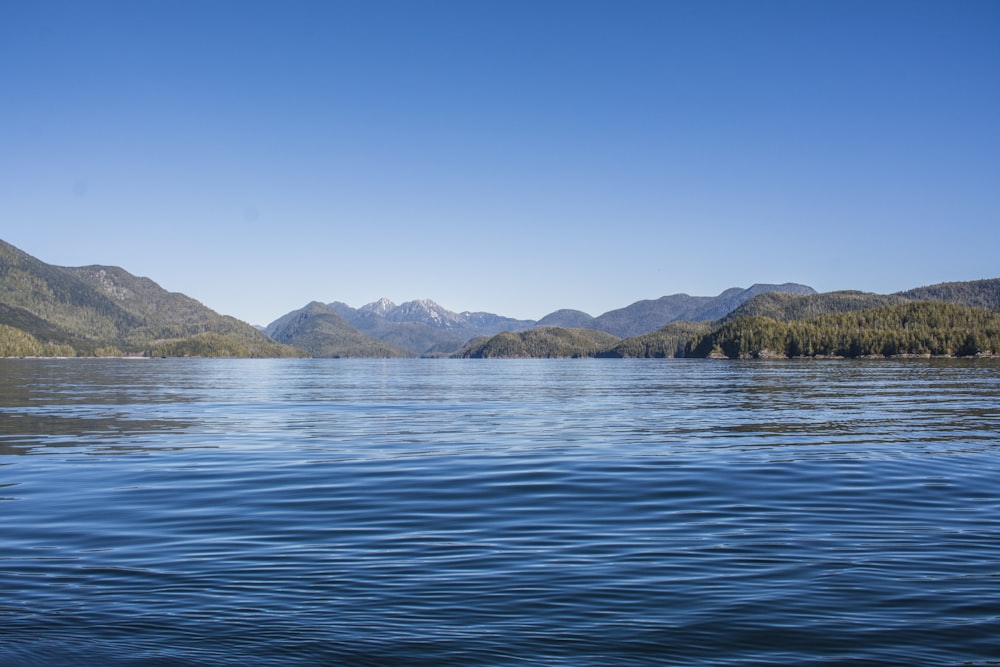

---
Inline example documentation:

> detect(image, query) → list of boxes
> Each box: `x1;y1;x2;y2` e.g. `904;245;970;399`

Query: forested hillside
724;291;905;322
456;327;620;358
898;278;1000;311
0;323;75;357
728;279;1000;324
686;302;1000;359
598;321;712;358
0;240;303;357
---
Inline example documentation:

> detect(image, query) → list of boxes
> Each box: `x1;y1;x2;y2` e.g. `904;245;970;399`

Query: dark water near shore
1;358;998;666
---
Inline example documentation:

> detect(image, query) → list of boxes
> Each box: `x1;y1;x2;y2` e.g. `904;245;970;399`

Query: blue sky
2;1;998;325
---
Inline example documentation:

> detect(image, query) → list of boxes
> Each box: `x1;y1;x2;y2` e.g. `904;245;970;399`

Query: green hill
598;321;713;358
455;327;621;358
686;302;1000;359
0;323;75;357
447;281;1000;360
605;280;1000;359
724;290;908;322
0;239;303;357
728;279;1000;324
898;278;1000;311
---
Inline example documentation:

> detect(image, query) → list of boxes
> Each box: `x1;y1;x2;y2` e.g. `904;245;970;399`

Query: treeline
0;325;307;358
149;332;307;358
686;302;1000;359
899;278;1000;311
0;324;76;357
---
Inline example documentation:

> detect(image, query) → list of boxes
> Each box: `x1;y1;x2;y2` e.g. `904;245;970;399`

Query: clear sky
2;1;998;325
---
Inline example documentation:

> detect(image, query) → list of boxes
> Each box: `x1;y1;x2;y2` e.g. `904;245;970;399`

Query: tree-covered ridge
898;278;1000;311
0;324;75;357
456;327;620;358
0;239;303;357
598;321;712;358
686;302;1000;359
724;291;905;322
148;332;307;358
728;279;1000;324
0;240;142;344
66;265;269;344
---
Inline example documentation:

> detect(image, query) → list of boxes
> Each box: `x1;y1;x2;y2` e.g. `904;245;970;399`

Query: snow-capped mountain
382;299;467;329
274;283;818;356
324;298;535;355
359;297;396;317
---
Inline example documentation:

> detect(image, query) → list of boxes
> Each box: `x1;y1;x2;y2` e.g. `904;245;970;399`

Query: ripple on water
0;358;998;666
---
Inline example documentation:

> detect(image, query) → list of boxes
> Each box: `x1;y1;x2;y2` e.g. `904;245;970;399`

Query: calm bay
1;358;998;666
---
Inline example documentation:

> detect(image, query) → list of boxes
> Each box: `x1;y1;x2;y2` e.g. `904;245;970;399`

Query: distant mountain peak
388;299;465;327
360;297;396;316
265;301;408;358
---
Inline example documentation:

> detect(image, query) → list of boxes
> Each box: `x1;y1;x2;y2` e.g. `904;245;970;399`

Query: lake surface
1;358;998;666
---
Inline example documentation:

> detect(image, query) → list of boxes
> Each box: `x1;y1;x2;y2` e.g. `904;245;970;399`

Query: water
1;358;998;666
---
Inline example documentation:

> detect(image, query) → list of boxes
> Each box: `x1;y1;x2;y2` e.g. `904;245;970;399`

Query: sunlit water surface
1;358;998;666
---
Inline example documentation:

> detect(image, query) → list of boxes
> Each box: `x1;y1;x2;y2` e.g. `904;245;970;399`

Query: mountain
584;283;816;337
309;286;815;356
535;309;596;329
327;301;467;355
264;301;409;358
0;239;301;357
461;310;538;335
384;299;468;329
359;297;397;317
356;309;467;355
373;298;536;335
324;298;536;356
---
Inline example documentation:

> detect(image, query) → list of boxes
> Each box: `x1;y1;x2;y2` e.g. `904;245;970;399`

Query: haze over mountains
1;238;997;359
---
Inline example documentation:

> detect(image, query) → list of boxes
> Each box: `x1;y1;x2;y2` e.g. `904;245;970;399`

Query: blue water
1;358;998;666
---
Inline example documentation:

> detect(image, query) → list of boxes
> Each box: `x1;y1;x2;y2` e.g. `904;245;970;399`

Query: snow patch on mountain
386;299;466;328
360;297;397;316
